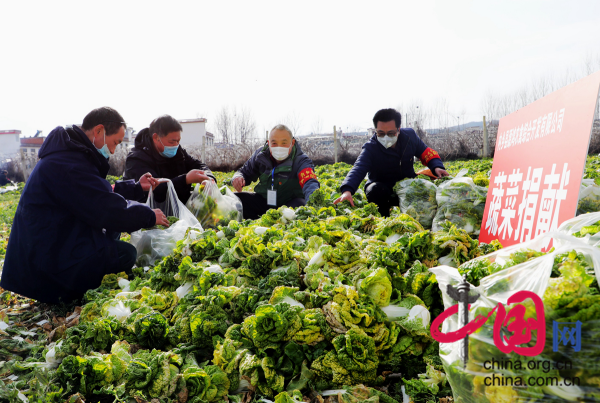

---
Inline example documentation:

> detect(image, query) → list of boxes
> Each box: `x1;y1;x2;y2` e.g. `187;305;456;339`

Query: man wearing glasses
334;108;448;216
1;107;169;304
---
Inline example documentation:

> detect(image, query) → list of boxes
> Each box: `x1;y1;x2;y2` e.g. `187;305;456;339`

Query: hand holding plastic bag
186;181;243;229
130;180;201;266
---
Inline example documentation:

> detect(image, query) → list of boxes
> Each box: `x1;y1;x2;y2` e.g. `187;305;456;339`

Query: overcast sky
1;0;599;138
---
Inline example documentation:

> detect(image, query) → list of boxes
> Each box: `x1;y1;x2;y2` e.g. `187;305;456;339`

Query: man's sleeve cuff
340;185;355;195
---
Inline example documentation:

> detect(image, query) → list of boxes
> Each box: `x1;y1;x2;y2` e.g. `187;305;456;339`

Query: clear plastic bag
130;180;202;266
432;232;600;402
394;178;438;229
577;179;600;215
186;181;243;229
556;211;600;247
432;170;487;236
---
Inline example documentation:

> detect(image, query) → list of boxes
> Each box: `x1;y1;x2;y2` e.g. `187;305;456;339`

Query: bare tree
279;111;304;137
530;75;551;101
405;100;424;129
234;106;257;144
311;116;323;135
215;106;232;144
433;98;450;134
583;51;600;76
459;107;467;131
213;106;258;145
516;85;531;110
482;91;500;125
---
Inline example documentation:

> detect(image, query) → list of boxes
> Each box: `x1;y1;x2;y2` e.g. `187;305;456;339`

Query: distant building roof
206;131;214;138
0;130;21;135
179;118;207;124
21;137;44;146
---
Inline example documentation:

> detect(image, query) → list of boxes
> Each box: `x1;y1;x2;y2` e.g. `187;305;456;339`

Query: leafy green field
0;157;599;402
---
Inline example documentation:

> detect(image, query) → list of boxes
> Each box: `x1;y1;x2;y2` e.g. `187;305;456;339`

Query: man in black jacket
0;170;9;186
334;108;449;216
124;115;216;207
1;107;168;304
232;124;320;219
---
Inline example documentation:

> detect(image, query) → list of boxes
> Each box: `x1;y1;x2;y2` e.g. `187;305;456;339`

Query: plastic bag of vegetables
130;180;202;266
432;231;600;403
394;178;438;229
432;169;487;236
557;211;600;247
577;178;600;215
186;181;243;229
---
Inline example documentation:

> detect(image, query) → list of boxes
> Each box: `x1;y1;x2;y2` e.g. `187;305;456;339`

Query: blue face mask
159;137;179;158
95;130;112;159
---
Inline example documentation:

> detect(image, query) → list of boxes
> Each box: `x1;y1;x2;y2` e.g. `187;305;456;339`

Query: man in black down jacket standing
334;108;449;216
124;115;216;206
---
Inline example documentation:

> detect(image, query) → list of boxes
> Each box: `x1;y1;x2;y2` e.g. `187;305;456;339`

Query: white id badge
267;190;277;206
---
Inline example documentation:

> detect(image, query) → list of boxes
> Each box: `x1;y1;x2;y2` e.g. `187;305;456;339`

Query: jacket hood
134;127;152;151
39;126;109;174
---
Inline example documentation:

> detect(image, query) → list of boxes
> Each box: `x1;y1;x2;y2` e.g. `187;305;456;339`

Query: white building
118;126;135;151
20;133;44;158
0;130;21;159
20;132;45;181
178;118;213;147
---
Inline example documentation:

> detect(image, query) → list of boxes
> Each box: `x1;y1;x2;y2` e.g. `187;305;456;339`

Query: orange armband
298;167;317;188
420;147;441;166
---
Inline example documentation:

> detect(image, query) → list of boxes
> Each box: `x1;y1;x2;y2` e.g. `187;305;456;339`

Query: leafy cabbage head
358;268;392;307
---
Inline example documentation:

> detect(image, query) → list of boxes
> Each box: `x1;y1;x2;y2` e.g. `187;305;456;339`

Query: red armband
298;167;317;188
420;147;441;166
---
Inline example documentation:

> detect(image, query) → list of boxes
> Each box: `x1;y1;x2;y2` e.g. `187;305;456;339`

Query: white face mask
377;135;397;149
271;145;291;161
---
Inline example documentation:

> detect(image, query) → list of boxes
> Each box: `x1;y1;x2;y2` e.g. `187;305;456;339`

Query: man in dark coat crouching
1;107;169;304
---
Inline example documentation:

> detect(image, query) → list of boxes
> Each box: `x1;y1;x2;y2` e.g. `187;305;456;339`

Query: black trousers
53;240;137;305
115;240;138;274
365;182;399;217
235;192;306;220
110;231;138;274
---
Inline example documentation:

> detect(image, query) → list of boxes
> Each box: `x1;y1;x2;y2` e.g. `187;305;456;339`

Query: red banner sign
479;71;600;247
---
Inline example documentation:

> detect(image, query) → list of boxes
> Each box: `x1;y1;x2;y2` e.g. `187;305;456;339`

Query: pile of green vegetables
3;157;600;402
0;163;505;403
